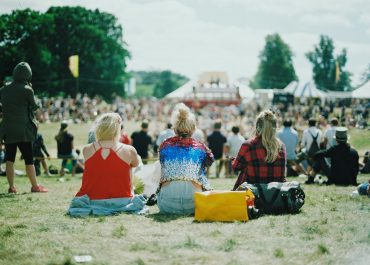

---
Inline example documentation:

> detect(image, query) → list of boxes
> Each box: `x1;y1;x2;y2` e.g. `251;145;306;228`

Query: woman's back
159;136;213;190
76;143;137;200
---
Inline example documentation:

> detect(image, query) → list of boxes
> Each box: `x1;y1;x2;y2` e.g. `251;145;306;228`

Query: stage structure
165;72;254;108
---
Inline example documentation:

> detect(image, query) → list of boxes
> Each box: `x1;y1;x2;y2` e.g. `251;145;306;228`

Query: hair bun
178;108;189;121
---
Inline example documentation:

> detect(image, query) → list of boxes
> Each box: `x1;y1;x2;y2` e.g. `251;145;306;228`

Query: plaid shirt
232;136;286;190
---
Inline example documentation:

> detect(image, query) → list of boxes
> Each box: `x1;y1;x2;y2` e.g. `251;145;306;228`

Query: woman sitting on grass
232;110;286;190
67;113;146;217
158;103;214;215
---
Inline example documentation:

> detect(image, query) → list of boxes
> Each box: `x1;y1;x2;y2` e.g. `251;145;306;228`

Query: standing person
308;127;359;185
323;118;338;150
277;120;304;175
158;103;214;214
232;110;286;190
67;113;146;216
207;120;227;177
33;133;51;176
0;62;47;193
225;126;245;177
55;121;77;176
192;127;205;143
156;123;175;147
300;118;323;163
131;121;152;163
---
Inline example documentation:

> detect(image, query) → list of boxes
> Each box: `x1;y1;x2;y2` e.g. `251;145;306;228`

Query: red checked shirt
232;136;286;190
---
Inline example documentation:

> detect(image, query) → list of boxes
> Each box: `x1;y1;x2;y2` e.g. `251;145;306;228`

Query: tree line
1;7;366;100
250;33;363;92
0;7;129;100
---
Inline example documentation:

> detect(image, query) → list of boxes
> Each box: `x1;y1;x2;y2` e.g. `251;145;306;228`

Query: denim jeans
157;181;201;215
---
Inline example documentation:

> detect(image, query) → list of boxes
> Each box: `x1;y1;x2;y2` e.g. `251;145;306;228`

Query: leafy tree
46;6;130;99
0;9;56;90
250;33;298;89
306;35;351;91
132;71;188;98
0;7;130;100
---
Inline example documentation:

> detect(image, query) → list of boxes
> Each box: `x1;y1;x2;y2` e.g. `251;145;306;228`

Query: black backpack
307;131;319;158
237;181;305;215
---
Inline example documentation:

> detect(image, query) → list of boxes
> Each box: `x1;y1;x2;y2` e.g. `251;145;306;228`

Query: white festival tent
165;81;194;99
236;82;255;98
165;81;255;100
283;80;299;94
294;81;327;98
352;81;370;98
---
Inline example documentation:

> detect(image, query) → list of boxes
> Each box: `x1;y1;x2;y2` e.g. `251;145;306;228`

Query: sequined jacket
159;136;214;190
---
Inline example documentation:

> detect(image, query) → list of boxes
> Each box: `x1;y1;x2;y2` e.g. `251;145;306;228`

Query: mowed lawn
0;123;369;265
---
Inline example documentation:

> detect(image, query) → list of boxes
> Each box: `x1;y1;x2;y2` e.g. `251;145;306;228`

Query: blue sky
2;0;370;85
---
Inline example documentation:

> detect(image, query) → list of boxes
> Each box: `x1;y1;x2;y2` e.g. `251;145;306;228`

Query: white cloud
300;14;353;28
358;13;370;25
0;0;369;84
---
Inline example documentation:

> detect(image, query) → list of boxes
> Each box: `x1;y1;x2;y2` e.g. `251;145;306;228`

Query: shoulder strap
115;144;124;153
309;131;319;140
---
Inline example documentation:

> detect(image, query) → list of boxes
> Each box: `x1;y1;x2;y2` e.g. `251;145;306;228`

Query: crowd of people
1;62;369;217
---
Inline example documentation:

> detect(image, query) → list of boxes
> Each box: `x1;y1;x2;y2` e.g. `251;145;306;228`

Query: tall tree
132;71;188;98
250;33;298;89
306;35;351;91
0;7;130;100
0;9;56;91
46;6;130;99
153;71;187;98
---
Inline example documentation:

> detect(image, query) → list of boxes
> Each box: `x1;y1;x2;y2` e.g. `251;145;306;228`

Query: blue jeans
157;181;201;215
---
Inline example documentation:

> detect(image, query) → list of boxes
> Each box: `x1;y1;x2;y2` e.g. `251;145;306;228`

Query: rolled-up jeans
157;180;201;215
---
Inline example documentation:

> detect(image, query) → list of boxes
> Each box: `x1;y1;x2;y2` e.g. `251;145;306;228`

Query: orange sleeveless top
76;144;133;200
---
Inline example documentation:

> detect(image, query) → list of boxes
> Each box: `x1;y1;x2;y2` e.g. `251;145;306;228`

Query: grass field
0;123;369;265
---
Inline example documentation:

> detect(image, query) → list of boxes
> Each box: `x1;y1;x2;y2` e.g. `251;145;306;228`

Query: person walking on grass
232;110;286;190
131;121;152;164
0;62;47;193
207;120;226;177
67;112;146;216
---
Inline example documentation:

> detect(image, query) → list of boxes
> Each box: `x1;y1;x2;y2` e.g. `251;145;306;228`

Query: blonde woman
232;110;286;190
68;113;146;216
158;103;214;215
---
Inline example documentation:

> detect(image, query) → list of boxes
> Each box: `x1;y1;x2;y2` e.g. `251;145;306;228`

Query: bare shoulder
83;143;96;160
117;144;137;156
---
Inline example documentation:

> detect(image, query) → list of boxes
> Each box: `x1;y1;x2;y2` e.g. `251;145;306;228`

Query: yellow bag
194;190;255;222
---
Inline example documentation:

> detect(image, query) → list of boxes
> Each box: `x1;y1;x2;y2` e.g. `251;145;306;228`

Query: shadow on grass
146;212;191;222
0;192;30;198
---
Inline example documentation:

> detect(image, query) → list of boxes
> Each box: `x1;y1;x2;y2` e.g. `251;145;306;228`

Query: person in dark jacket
55;121;77;176
33;133;51;176
131;121;152;164
308;127;359;186
0;62;47;193
207;120;227;178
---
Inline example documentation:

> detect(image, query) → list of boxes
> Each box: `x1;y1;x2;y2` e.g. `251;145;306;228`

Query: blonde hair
94;113;122;141
254;110;282;163
171;103;196;137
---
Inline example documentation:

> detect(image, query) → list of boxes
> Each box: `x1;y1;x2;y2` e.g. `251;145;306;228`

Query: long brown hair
254;110;282;163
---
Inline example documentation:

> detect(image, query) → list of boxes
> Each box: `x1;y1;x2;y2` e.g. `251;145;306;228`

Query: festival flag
68;55;79;78
335;61;340;83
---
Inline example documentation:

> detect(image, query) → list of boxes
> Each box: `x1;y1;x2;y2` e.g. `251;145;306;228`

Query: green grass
0;174;369;265
350;128;370;153
0;123;369;265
